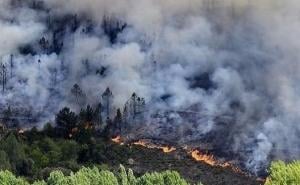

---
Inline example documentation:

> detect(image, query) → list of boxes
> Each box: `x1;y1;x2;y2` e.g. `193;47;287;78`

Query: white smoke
1;0;300;175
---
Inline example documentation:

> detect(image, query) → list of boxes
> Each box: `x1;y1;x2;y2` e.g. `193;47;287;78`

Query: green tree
119;165;128;185
265;161;300;185
0;133;25;173
28;148;49;168
0;170;28;185
79;105;95;124
43;123;55;138
47;171;67;185
32;180;47;185
127;168;137;185
0;151;11;170
56;107;78;138
60;140;79;161
136;171;188;185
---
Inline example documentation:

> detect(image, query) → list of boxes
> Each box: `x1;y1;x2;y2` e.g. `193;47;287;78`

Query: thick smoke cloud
0;0;299;175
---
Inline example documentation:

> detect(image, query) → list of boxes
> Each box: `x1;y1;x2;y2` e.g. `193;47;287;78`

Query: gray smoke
0;0;300;175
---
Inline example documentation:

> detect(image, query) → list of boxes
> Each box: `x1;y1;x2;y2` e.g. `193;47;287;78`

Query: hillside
0;127;261;185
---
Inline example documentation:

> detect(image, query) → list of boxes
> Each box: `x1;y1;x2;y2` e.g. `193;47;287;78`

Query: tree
55;107;78;138
123;93;146;126
43;123;55;138
79;105;95;126
94;103;103;130
102;87;113;119
70;84;86;106
0;63;7;93
60;140;79;161
16;158;34;176
0;151;11;170
102;118;113;139
0;170;28;185
113;109;122;135
0;133;26;174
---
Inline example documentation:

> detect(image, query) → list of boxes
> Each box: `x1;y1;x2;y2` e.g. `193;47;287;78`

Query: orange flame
190;149;246;174
111;137;245;175
162;146;176;153
112;135;124;145
190;150;217;166
133;140;176;153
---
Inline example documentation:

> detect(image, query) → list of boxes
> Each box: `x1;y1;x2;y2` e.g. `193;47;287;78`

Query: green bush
265;161;300;185
136;171;188;185
0;170;28;185
0;166;199;185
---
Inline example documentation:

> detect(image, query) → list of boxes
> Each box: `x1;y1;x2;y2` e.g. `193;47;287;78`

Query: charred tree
70;84;86;106
10;54;13;79
123;93;146;127
102;16;127;44
0;63;7;93
101;87;113;120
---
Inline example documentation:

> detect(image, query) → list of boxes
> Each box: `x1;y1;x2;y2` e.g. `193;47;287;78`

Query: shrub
265;161;300;185
0;170;28;185
32;181;47;185
0;166;200;185
136;171;188;185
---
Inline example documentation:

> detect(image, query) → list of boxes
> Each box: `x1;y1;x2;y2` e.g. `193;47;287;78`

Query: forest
1;0;300;184
0;111;299;185
0;104;262;185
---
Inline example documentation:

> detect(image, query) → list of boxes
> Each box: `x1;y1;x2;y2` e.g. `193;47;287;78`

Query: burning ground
1;0;300;177
109;136;262;185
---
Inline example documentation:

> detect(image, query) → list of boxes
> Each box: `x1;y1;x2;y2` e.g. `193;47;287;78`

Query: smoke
1;0;300;175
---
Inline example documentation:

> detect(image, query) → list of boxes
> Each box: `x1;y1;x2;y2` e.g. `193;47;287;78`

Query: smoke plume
0;0;300;175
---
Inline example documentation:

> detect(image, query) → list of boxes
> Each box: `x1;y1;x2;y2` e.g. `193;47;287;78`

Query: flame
190;150;217;166
133;140;176;153
18;129;25;134
162;146;176;153
111;137;245;175
112;135;124;145
190;149;247;175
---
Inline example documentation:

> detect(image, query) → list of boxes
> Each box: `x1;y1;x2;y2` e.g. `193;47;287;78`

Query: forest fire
133;140;176;153
190;150;218;166
111;136;247;175
190;149;233;168
111;135;124;145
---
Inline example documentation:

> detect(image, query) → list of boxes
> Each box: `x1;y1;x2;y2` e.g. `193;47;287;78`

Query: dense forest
0;104;262;185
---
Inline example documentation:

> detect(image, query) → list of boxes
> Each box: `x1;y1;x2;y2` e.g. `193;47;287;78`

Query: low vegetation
265;161;300;185
0;165;196;185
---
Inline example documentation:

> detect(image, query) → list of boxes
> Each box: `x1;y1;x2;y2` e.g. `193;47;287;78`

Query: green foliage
265;161;300;185
56;107;78;137
0;133;25;162
136;171;188;185
127;168;137;185
60;140;79;161
79;105;96;124
47;171;66;185
119;164;129;185
0;133;27;174
0;166;196;185
0;150;11;170
32;181;47;185
0;170;28;185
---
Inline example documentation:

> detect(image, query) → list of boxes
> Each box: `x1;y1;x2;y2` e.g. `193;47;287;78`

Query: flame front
112;135;124;145
190;150;217;166
111;137;245;175
190;150;238;168
133;140;176;153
